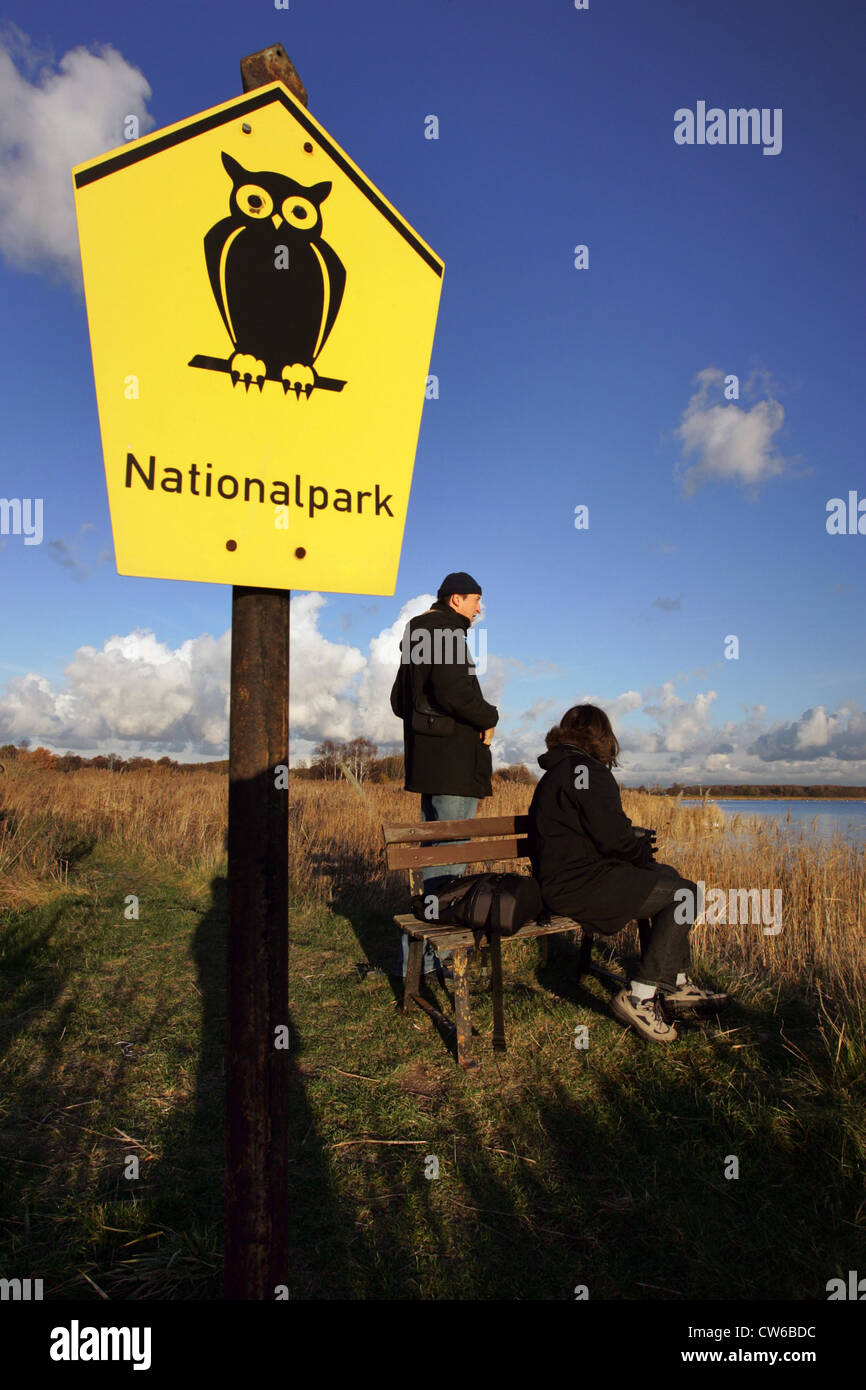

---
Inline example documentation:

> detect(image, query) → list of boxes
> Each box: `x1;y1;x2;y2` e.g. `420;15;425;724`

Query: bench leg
452;948;476;1068
404;936;423;1012
537;936;549;968
577;931;594;980
490;933;506;1051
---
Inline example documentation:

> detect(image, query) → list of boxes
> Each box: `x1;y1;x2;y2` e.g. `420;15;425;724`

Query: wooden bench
382;813;651;1069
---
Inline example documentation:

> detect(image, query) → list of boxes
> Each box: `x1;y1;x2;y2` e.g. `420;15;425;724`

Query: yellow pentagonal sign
72;82;443;594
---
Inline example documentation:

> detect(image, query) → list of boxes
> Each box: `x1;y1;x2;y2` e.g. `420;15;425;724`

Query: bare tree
343;737;378;784
312;738;343;780
497;763;535;784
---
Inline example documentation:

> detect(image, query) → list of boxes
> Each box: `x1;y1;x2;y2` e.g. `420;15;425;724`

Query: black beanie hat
437;571;482;600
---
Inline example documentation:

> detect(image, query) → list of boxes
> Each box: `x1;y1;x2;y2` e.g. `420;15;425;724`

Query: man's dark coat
389;603;498;798
527;743;659;932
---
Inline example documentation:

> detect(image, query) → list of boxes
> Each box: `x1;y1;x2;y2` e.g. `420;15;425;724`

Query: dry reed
0;761;227;906
1;763;863;1023
288;779;865;1022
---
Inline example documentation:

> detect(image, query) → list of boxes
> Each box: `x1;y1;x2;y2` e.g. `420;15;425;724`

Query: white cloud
705;753;733;771
496;684;866;784
0;594;420;759
0;592;538;764
642;681;718;753
795;706;829;749
613;694;866;783
0;628;231;754
675;366;787;494
608;690;643;721
751;704;866;763
4;599;866;783
0;26;155;284
494;689;644;773
289;593;369;743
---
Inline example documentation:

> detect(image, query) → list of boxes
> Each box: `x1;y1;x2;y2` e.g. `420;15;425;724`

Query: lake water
681;799;866;848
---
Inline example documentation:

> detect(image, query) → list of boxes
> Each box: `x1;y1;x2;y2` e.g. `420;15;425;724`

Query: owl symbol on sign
201;152;346;398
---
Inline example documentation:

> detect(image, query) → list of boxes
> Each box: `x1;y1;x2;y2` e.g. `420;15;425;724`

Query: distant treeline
0;741;540;785
651;783;866;799
0;744;231;774
3;745;862;796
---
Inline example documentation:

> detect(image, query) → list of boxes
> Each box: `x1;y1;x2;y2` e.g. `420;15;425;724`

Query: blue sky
0;0;864;783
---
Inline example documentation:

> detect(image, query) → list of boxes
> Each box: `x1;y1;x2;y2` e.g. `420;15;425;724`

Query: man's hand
480;727;495;745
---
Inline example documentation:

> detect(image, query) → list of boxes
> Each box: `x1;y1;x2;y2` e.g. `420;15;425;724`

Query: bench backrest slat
382;814;528;845
383;815;535;895
386;836;529;871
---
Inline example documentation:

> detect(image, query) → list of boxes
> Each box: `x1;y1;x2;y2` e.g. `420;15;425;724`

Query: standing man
390;572;498;980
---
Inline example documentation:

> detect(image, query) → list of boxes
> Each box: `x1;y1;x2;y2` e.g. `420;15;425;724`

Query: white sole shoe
610;988;679;1042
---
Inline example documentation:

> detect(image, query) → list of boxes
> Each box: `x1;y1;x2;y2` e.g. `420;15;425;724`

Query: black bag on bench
411;872;544;936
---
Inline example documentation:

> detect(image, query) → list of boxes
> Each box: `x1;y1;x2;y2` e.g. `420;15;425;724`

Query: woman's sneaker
610;989;678;1043
661;978;732;1017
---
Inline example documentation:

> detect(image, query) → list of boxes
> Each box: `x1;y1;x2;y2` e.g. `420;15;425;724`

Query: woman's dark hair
544;704;620;768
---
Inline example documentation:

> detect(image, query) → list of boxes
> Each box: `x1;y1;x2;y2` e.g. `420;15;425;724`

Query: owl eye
281;196;317;228
236;184;274;218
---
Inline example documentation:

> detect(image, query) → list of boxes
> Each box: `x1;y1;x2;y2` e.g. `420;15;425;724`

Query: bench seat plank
393;910;580;950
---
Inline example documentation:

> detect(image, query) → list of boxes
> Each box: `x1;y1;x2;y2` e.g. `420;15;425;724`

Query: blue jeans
400;793;479;976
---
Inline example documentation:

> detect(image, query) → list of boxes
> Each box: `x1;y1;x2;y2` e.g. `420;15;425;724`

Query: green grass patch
0;852;863;1299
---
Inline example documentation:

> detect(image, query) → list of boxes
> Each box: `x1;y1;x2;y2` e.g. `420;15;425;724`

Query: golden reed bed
1;761;863;1022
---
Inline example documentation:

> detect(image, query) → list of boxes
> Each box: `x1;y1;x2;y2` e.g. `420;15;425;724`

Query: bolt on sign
72;81;444;594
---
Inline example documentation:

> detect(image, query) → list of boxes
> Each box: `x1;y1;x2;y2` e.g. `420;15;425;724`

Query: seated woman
527;704;731;1043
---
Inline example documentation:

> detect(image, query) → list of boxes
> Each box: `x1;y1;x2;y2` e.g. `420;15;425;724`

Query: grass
0;761;864;1299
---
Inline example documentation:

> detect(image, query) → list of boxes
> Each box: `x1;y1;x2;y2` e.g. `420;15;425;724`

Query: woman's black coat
527;743;659;933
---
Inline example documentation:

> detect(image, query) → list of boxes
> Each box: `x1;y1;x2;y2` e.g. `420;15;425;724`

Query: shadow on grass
318;858;406;1006
0;899;77;1063
286;870;863;1298
170;879;866;1299
5;844;857;1301
139;871;355;1300
0;859;351;1299
324;869;492;1068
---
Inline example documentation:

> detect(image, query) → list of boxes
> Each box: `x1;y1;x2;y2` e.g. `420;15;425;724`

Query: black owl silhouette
201;152;346;398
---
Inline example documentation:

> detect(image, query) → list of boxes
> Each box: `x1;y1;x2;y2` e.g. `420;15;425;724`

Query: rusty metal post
224;43;305;1301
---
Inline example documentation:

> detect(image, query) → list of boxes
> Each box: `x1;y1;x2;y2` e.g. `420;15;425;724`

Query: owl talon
230;353;267;390
281;363;316;398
